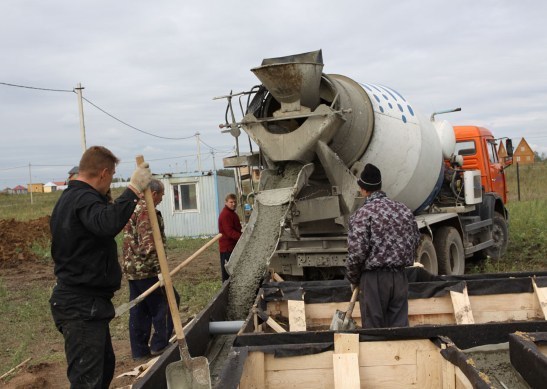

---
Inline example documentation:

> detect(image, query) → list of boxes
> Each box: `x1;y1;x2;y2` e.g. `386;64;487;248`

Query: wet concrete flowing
226;162;303;320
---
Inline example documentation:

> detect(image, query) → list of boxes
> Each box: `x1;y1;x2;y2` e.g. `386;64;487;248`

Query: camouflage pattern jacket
346;191;420;285
122;199;166;280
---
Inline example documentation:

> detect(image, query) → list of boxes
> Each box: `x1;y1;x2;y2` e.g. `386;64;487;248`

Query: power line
81;96;195;140
0;81;74;93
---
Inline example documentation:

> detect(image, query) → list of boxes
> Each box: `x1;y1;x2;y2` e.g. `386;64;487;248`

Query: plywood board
532;278;547;319
450;285;475;324
288;300;307;331
416;348;442;387
333;354;360;389
240;351;265;389
334;333;359;354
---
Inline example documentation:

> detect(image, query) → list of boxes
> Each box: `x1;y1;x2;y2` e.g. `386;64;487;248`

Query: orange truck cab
453;126;513;204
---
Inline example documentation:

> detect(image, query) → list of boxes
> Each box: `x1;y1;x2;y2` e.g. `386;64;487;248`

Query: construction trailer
155;171;236;237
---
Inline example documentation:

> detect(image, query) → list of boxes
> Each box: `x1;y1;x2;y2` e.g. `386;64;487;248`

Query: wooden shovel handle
136;156;186;347
346;286;360;318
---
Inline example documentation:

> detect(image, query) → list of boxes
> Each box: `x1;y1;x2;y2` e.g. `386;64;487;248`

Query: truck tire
434;227;465;275
415;235;438;275
485;212;508;260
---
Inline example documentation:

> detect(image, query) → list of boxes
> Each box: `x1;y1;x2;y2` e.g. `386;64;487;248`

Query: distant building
498;142;508;159
28;183;44;193
513;138;535;164
44;182;57;193
155;171;236;237
12;185;27;194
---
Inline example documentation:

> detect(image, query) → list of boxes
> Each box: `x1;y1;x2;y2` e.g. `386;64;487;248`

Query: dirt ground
0;217;220;388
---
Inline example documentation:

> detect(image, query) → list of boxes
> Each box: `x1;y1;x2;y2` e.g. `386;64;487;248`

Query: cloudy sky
1;0;546;189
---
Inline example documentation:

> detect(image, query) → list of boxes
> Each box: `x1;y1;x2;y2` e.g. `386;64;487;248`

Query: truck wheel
485;212;508;260
434;227;465;275
415;235;438;275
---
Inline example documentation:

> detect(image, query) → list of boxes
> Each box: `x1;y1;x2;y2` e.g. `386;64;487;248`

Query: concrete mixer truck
217;50;513;318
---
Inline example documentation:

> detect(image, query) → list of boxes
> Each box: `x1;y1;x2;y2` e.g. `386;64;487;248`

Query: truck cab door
485;139;507;203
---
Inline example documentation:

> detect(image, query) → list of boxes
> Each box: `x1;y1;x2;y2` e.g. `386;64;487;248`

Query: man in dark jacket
218;193;242;282
122;179;180;361
49;146;151;388
346;163;420;328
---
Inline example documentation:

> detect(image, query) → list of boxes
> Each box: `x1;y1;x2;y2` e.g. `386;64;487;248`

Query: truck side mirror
506;139;513;157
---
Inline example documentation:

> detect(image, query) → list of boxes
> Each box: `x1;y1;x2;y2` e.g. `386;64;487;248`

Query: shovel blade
330;310;357;331
166;358;211;389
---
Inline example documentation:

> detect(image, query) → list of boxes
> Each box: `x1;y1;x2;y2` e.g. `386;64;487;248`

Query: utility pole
75;83;87;153
195;132;202;172
28;163;33;205
211;150;216;171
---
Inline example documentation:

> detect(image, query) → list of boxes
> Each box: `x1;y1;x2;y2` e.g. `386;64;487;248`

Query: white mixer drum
353;83;444;211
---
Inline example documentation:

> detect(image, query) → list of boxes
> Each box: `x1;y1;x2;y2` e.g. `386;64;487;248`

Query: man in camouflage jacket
346;164;420;328
122;179;180;360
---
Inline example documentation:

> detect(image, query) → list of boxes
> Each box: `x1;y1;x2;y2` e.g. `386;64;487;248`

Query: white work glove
129;162;152;193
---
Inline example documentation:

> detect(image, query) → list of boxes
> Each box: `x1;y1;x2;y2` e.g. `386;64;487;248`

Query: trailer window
172;183;198;212
455;140;476;156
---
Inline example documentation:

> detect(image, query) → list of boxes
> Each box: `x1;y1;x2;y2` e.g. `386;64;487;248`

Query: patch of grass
167;237;218;252
30;238;52;262
0;279;60;369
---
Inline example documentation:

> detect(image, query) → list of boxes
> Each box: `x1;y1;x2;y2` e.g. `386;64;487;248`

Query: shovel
136;156;211;389
330;286;359;331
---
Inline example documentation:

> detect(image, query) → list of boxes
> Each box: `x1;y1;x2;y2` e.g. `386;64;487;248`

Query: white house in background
43;182;58;193
155;171;236;237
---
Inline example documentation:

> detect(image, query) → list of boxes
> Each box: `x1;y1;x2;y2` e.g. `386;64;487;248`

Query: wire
81;97;195;140
0;81;74;93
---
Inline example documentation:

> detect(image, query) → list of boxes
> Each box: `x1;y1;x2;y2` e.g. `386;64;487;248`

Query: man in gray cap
346;163;420;328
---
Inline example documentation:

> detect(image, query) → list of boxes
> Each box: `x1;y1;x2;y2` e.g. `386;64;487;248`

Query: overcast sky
1;0;546;189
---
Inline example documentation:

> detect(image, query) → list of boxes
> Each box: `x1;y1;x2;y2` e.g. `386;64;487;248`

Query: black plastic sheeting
509;332;547;389
440;342;493;389
234;321;547;350
260;268;547;303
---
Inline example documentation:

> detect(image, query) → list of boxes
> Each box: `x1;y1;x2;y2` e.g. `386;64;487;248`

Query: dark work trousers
359;269;409;329
128;277;180;359
50;286;115;389
220;252;232;282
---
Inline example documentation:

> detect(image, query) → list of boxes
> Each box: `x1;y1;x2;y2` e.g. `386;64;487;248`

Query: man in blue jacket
49;146;151;388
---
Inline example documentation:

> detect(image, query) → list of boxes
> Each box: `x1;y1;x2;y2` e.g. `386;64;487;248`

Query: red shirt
218;206;242;253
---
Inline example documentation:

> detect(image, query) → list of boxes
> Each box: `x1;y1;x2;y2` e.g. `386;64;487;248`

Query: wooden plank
265;317;286;333
469;293;536;312
333;333;360;389
266;367;334;388
450;285;475;324
416;348;442;388
360;365;417;388
532;278;547;319
334;333;359;354
441;345;456;389
240;351;265;389
288;300;307;331
333;354;360;389
265;339;435;371
410;313;455;326
409;296;455;315
265;362;418;388
360;339;436;367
